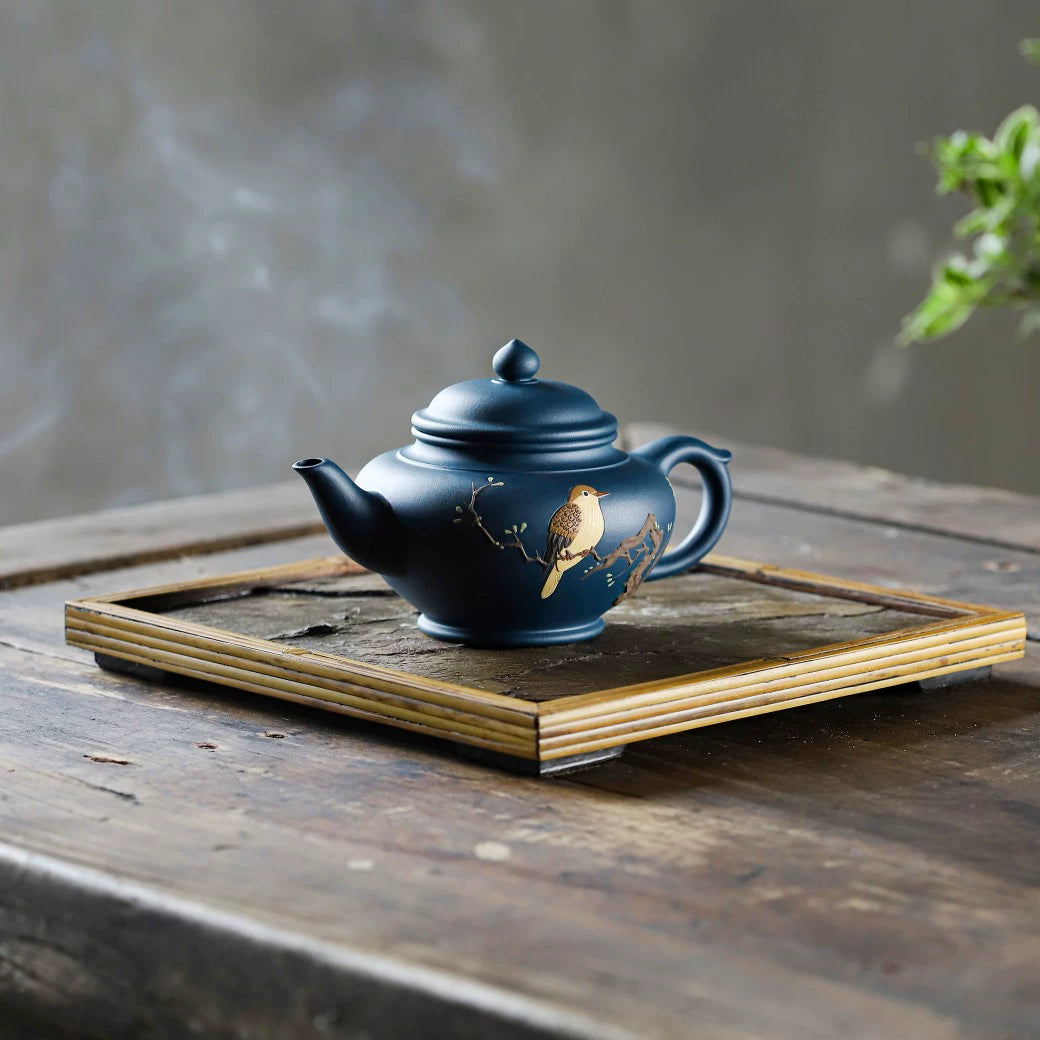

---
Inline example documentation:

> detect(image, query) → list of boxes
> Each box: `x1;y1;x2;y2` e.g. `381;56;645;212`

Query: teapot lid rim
410;339;618;452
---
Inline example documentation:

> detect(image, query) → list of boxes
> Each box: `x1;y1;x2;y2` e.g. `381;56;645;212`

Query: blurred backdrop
2;0;1039;526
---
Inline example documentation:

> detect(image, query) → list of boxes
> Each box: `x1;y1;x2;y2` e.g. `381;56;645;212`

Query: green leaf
975;232;1007;262
953;208;988;237
941;261;974;287
1020;136;1040;181
899;294;976;344
903;38;1040;347
1019;38;1040;65
955;194;1016;237
899;273;985;345
995;105;1039;162
972;177;1009;207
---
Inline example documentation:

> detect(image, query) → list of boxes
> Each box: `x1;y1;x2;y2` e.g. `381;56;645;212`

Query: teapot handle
632;435;733;581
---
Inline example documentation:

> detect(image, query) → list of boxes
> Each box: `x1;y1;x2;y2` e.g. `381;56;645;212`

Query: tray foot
454;743;625;777
94;652;172;684
916;665;992;691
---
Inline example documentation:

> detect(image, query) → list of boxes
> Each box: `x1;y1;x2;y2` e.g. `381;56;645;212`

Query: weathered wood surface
3;636;1040;1038
629;421;1040;552
1;425;1039;1038
0;479;323;590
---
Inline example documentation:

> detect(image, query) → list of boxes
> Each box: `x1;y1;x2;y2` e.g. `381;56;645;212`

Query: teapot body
294;339;733;646
355;447;679;645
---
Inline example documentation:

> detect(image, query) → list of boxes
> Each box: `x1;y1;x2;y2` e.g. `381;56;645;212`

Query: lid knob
492;338;540;383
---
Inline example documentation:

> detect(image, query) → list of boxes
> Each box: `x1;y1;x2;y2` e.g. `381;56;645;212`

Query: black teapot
294;339;732;646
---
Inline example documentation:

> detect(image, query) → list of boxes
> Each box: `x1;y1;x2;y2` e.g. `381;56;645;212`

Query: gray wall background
2;0;1039;526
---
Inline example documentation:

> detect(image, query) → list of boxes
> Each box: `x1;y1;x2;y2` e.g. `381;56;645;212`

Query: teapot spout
292;458;399;576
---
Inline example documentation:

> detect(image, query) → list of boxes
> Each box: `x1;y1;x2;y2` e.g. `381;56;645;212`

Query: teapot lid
410;339;618;454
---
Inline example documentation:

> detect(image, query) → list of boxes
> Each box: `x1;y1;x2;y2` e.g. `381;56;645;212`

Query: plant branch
900;60;1040;345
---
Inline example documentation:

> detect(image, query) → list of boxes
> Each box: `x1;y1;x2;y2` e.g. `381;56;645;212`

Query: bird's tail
540;566;563;599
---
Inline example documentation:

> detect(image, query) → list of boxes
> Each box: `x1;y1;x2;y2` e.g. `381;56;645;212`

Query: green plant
899;39;1040;344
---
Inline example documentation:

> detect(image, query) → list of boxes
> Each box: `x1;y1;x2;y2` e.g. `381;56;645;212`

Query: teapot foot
417;615;605;647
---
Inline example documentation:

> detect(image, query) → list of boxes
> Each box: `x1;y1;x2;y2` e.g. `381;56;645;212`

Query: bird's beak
594;490;609;497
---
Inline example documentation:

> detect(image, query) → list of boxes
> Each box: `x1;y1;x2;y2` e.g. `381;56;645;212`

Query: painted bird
540;485;609;599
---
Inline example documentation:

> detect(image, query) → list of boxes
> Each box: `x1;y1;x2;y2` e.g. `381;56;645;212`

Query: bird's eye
582;490;589;496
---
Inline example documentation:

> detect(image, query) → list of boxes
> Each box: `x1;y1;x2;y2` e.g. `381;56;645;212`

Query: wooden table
2;424;1038;1039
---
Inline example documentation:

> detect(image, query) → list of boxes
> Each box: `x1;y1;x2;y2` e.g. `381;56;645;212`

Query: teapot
294;339;732;647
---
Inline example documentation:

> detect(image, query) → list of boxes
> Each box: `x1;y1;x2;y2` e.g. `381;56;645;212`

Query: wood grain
1;638;1039;1038
0;839;616;1040
0;479;323;590
2;426;1038;1038
628;421;1040;553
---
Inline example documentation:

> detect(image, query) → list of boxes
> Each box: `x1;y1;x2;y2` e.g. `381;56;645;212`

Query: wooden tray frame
65;554;1027;775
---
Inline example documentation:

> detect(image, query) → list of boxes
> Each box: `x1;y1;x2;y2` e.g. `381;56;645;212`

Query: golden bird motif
540;485;609;599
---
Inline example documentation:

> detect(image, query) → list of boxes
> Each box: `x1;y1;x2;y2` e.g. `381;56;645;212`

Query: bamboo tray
65;555;1026;775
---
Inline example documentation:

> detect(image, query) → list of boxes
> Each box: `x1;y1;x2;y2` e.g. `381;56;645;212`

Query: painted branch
614;524;664;604
573;513;664;603
585;514;660;577
460;481;549;566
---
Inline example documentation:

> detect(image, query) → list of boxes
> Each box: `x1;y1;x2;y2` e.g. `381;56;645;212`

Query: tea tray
65;555;1027;775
